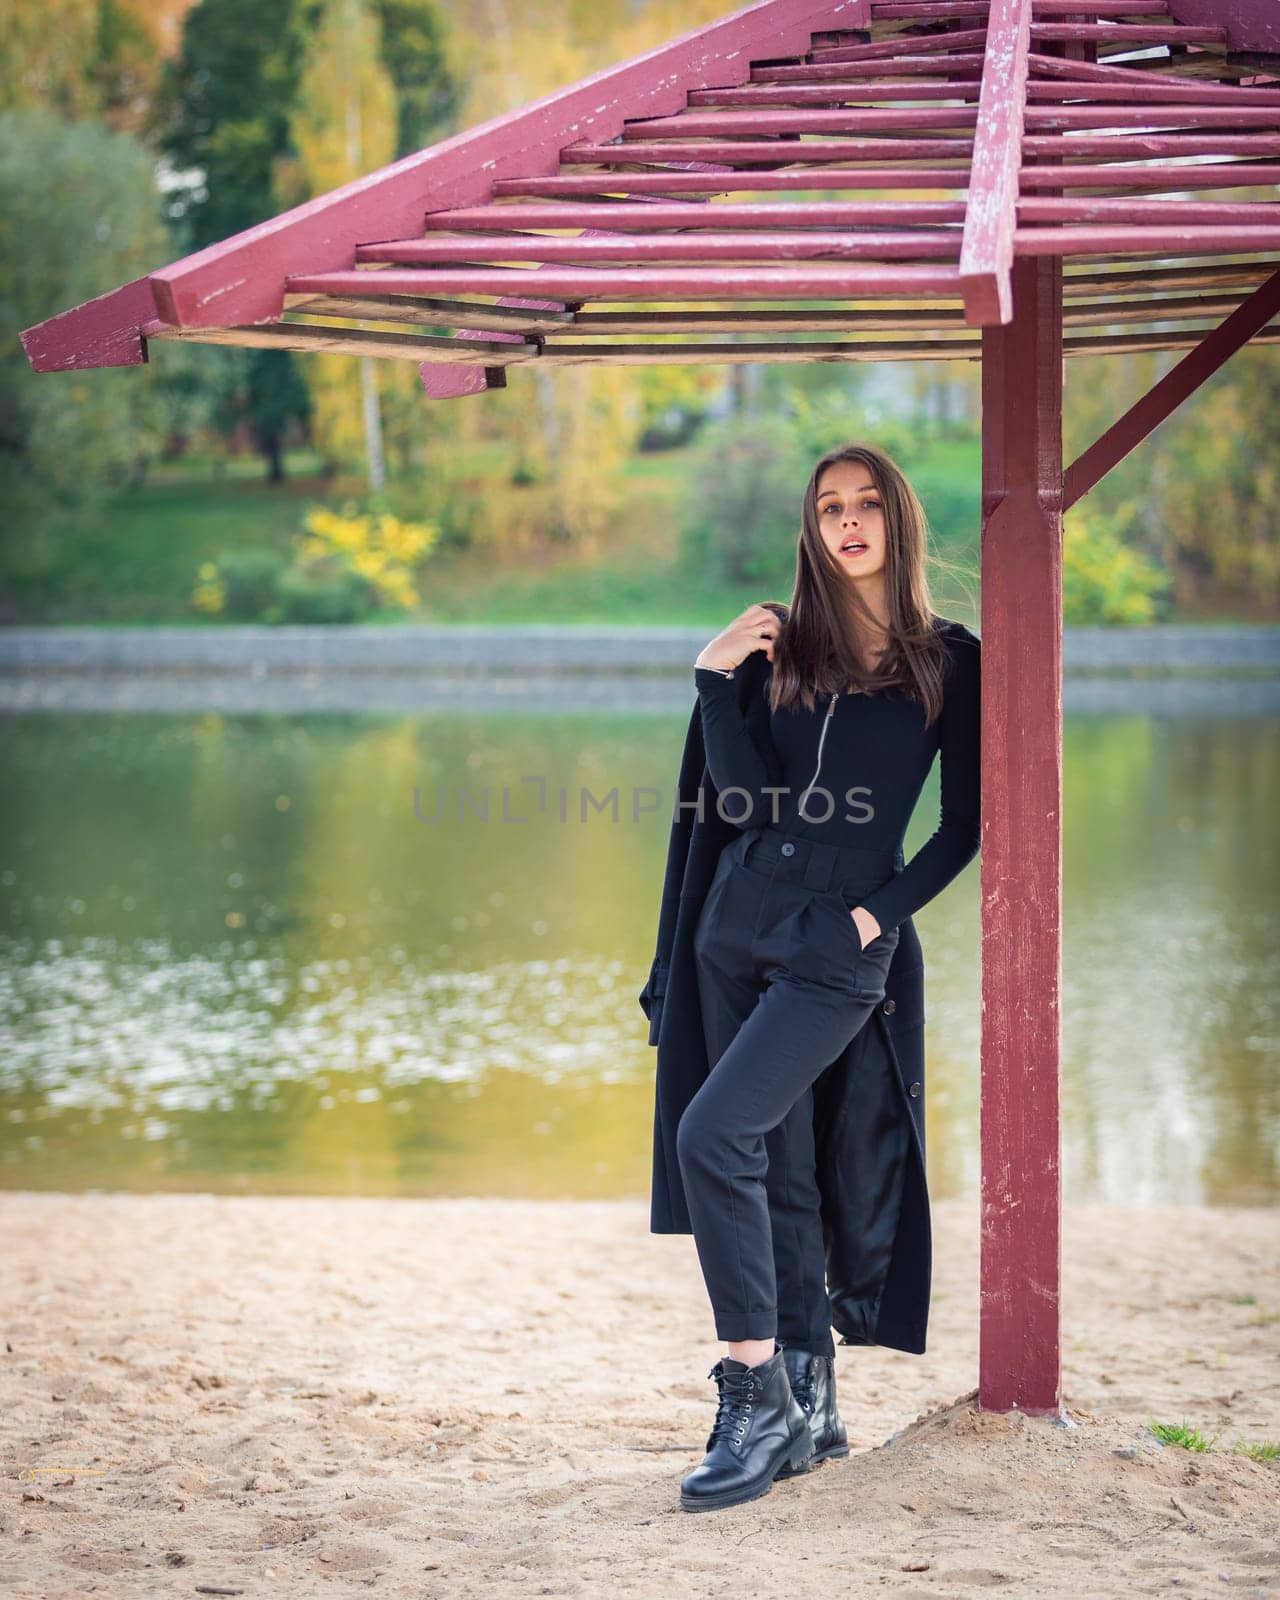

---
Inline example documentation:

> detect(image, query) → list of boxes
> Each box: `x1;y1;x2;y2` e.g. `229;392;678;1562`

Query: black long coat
638;628;932;1355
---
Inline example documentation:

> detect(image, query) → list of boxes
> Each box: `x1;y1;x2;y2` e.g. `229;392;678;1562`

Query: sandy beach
1;1192;1276;1599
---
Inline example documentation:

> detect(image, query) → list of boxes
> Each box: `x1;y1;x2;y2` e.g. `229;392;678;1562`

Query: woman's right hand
695;604;782;673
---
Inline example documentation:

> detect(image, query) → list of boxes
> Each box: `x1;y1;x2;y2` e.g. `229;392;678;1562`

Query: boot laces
789;1371;816;1414
705;1362;757;1450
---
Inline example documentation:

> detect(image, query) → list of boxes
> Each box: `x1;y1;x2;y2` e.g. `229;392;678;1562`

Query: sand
1;1193;1276;1599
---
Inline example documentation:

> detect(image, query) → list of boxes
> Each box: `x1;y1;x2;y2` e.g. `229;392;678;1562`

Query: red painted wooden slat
1029;20;1224;38
1027;79;1280;105
959;0;1031;325
1032;1;1171;10
882;0;1173;11
620;101;1280;136
1023;133;1280;154
620;107;981;135
562;137;977;161
1019;197;1280;220
413;200;969;229
357;230;969;264
1025;104;1280;126
1015;222;1280;249
494;162;1280;196
283;263;964;298
1018;161;1280;186
755;51;988;77
810;27;989;57
687;79;987;103
891;0;1170;9
492;168;976;194
1026;46;1280;95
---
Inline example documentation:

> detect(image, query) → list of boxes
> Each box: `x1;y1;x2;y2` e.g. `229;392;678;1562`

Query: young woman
670;441;981;1513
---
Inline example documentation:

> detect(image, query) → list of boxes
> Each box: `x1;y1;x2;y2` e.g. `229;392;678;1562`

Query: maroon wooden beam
19;274;158;373
1063;263;1280;508
980;251;1065;1418
960;0;1033;325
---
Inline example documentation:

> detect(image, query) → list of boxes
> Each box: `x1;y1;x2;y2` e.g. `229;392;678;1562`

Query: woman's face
815;462;887;581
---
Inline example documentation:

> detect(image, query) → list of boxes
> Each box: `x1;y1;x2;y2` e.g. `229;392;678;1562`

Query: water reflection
0;682;1275;1205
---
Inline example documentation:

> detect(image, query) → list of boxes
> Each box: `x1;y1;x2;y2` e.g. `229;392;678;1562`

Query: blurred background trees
2;0;1275;624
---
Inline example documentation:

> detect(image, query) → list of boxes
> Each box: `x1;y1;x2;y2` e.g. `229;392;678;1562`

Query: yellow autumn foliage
300;503;438;610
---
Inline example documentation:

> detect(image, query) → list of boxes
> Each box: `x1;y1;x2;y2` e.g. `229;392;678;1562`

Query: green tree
149;0;314;481
0;107;211;615
371;0;459;157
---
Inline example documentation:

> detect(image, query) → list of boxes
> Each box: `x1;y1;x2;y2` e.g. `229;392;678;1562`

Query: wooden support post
978;251;1064;1417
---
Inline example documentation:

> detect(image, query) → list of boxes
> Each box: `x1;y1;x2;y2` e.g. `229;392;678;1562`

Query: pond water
1;678;1276;1206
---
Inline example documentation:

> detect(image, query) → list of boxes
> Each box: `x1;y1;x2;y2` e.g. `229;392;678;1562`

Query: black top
693;618;981;933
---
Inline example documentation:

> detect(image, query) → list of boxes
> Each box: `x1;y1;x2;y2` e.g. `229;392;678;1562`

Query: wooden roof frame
20;0;1280;399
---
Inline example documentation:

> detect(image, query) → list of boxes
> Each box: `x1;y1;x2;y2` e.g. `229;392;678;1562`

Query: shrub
275;558;375;624
188;501;438;623
1063;500;1171;624
679;414;809;588
212;548;287;620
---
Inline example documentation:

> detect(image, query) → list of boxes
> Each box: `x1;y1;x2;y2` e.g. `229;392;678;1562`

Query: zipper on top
797;691;839;821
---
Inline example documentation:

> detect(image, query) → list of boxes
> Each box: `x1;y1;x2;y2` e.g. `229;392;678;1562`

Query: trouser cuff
713;1309;778;1341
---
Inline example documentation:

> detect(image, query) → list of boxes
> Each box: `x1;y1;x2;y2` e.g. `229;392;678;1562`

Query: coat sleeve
693;665;782;829
855;625;981;935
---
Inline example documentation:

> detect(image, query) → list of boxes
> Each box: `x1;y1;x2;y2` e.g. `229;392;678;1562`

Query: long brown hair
762;442;958;730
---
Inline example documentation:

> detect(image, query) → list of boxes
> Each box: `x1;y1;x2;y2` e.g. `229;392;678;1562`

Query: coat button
780;842;795;856
908;1081;921;1097
882;997;896;1015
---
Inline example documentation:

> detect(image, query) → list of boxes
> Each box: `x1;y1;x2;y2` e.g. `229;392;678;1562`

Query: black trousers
679;824;903;1358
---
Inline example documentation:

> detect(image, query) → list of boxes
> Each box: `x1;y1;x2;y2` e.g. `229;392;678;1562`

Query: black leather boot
774;1346;850;1477
679;1347;814;1513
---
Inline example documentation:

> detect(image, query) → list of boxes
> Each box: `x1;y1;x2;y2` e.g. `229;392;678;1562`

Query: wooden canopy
20;0;1280;400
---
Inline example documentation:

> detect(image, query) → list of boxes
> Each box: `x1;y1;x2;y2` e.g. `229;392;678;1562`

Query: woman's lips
841;541;868;555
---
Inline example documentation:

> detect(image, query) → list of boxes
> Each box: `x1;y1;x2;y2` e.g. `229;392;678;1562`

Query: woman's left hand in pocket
850;906;881;952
